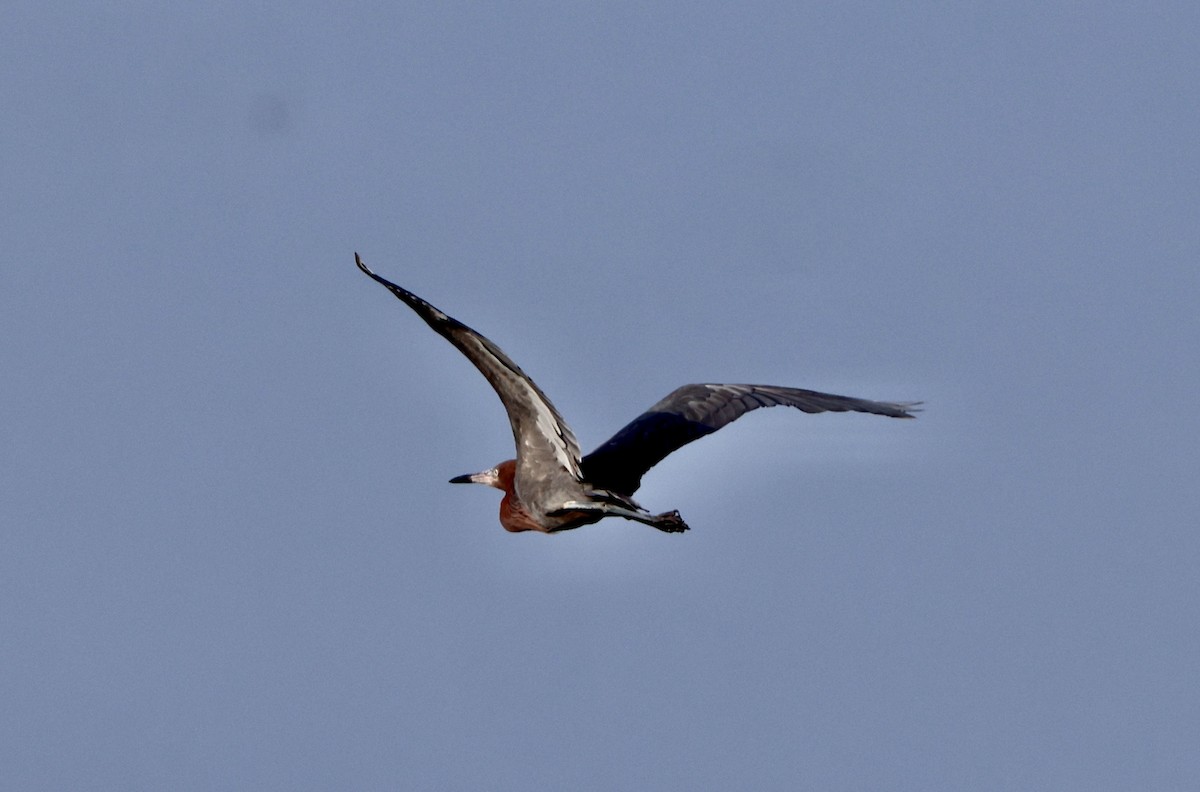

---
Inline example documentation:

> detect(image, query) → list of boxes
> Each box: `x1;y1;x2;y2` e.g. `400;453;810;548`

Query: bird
355;253;919;534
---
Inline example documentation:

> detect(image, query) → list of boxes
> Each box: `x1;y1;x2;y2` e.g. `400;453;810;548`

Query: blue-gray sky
4;3;1198;789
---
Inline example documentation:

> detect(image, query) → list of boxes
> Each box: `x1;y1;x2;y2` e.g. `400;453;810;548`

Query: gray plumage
356;254;919;533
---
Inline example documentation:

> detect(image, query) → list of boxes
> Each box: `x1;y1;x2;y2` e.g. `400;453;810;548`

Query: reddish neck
494;459;547;533
494;459;517;493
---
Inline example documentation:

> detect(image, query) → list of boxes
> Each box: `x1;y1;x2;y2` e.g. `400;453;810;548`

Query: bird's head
449;458;516;493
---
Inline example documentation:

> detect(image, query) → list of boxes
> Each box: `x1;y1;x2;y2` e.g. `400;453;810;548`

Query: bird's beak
449;468;499;487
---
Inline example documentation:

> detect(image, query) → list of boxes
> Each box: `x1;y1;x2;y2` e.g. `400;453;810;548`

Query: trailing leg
551;501;690;533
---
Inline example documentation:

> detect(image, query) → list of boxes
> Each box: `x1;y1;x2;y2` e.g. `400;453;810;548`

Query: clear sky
4;2;1198;790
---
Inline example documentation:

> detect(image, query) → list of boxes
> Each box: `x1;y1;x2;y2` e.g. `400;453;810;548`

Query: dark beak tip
449;474;472;484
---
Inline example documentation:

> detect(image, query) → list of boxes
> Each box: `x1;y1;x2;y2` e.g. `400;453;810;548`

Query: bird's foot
653;510;689;533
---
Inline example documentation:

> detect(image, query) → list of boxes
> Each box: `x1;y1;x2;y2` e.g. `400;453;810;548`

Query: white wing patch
530;390;582;478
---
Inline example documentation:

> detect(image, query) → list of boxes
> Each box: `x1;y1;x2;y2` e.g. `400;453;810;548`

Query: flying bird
356;253;919;534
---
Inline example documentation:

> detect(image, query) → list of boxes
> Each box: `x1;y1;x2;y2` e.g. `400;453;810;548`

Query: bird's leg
552;501;690;533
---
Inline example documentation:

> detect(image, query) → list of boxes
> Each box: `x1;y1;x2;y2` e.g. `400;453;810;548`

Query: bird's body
356;254;918;533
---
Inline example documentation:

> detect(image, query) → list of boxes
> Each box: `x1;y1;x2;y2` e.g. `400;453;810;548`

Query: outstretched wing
356;254;584;489
581;383;919;495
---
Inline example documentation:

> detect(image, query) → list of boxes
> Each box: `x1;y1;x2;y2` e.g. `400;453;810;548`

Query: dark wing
581;383;920;495
356;254;584;490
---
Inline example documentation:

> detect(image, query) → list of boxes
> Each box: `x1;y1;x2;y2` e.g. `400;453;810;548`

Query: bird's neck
499;491;547;533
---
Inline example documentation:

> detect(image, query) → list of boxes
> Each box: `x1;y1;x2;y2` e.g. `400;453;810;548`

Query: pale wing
356;255;583;490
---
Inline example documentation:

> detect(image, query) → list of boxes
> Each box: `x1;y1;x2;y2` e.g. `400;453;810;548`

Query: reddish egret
356;253;919;534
